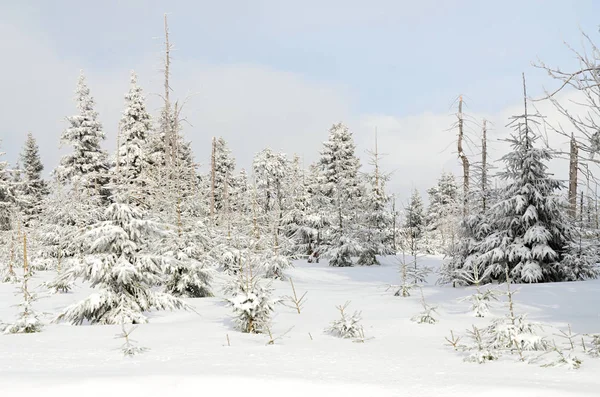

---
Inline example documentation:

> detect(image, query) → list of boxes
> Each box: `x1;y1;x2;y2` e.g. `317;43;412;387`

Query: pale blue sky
1;0;598;200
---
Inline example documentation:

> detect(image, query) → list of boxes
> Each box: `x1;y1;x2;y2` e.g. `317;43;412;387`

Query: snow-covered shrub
226;272;279;334
326;301;364;339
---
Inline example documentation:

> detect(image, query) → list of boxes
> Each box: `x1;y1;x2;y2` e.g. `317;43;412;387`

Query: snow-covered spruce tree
560;196;600;281
0;141;13;231
132;107;213;300
115;71;152;204
54;183;189;325
402;189;426;261
318;123;363;267
478;87;593;283
158;159;214;299
280;154;317;258
357;166;394;265
36;180;94;292
253;148;289;215
16;133;48;227
0;143;17;281
225;244;280;334
211;137;236;216
440;121;495;286
252;149;294;278
55;72;109;197
260;201;293;280
426;172;459;253
299;162;331;261
353;134;395;266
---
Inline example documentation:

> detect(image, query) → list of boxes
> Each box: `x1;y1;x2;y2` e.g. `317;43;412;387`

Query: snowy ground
1;256;599;396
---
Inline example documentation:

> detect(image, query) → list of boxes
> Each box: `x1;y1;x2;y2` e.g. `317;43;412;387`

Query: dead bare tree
481;119;488;212
569;133;579;218
534;31;600;221
210;136;216;219
457;96;470;216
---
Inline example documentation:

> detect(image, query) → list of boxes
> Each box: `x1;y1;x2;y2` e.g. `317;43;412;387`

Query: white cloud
0;13;593;210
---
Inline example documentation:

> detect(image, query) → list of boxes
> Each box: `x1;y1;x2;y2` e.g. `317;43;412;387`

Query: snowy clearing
1;256;599;396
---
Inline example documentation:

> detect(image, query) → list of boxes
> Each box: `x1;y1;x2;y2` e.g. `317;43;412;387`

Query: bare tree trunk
568;133;579;218
481;119;488;212
457;96;470;216
23;233;28;276
162;14;176;167
392;196;397;253
210;136;216;219
374;128;379;191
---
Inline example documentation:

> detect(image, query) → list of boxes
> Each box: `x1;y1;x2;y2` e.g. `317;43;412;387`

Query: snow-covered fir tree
440;122;495;286
426;172;459;252
357;147;394;265
55;72;109;196
211;137;236;216
402;189;426;256
17;133;48;227
0;141;13;231
317;123;363;267
54;180;189;325
253;148;289;214
116;71;152;203
478;97;594;283
281;155;314;257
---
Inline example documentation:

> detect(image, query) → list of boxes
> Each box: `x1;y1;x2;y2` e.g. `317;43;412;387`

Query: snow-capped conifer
226;259;279;334
253;148;289;214
116;71;152;202
160;224;214;298
478;103;585;283
426;172;460;252
54;186;189;325
14;133;47;227
357;161;394;265
317;123;363;267
0;141;12;230
211;137;236;215
55;72;109;195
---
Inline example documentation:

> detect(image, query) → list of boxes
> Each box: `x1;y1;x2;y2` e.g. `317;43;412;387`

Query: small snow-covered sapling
326;301;364;339
540;341;582;369
463;325;499;364
115;323;148;357
283;278;307;314
411;289;438;324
